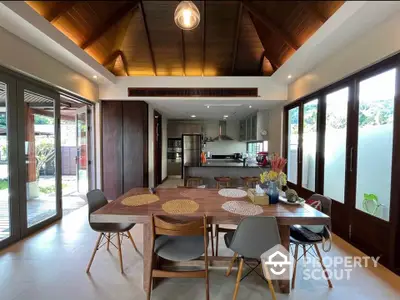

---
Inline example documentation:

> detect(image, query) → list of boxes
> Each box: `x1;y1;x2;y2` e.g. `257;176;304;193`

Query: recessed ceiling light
249;105;252;108
206;105;210;108
191;115;196;118
288;74;292;79
223;115;229;118
92;75;98;79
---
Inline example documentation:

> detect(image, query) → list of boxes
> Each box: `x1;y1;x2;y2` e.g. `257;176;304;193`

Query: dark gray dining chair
290;194;333;289
224;216;280;300
86;189;139;274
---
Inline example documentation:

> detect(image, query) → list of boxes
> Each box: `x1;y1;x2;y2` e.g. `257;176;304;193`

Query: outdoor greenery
34;115;54;125
0;179;8;190
39;183;67;194
35;138;55;179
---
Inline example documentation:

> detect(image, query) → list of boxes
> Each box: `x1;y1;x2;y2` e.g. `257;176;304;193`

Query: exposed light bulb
183;9;192;27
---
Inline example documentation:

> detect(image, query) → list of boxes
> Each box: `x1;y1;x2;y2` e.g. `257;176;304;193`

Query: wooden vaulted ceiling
26;1;344;77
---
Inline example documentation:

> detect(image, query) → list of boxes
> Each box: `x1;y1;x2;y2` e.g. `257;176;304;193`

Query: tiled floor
157;176;184;188
1;203;400;300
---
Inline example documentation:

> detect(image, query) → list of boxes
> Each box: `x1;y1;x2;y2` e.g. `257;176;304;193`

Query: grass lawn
0;180;8;190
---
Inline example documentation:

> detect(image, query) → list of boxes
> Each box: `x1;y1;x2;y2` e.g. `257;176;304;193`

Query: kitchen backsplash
204;140;246;155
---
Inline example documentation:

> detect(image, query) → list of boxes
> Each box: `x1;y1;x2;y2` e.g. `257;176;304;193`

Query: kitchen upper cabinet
239;110;269;141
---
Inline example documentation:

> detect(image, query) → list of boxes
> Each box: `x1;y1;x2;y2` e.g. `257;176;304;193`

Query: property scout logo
261;244;380;281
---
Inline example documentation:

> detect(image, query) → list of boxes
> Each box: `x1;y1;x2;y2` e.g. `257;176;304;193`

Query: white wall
162;116;168;181
288;10;400;102
99;76;287;101
267;106;284;155
0;26;98;101
204;141;247;155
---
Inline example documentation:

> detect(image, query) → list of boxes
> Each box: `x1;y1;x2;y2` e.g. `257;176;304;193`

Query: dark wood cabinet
102;101;148;200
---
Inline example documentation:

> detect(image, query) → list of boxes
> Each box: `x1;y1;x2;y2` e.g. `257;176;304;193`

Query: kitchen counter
184;160;269;187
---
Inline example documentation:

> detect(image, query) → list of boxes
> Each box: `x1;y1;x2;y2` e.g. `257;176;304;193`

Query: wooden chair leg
107;233;111;251
127;231;139;253
264;264;277;300
292;244;299;289
314;244;333;288
232;258;244;300
86;233;103;273
116;233;124;273
303;245;307;260
210;228;215;256
226;252;238;277
215;225;219;257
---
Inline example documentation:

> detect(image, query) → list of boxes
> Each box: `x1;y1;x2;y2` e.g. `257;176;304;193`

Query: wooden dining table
91;187;330;294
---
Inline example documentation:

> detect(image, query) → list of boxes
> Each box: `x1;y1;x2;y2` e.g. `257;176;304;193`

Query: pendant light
174;1;201;31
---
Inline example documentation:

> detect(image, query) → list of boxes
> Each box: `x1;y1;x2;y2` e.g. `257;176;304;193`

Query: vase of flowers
259;154;287;204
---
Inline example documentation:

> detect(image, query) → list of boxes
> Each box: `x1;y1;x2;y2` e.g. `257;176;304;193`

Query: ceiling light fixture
223;115;229;118
191;115;196;118
92;75;98;79
288;74;292;79
207;105;210;108
249;105;252;108
174;1;200;31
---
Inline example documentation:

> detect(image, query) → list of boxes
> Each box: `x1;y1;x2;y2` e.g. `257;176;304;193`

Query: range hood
211;120;234;141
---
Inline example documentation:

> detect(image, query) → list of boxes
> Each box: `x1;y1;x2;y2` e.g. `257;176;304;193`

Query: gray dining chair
224;216;280;300
86;189;139;274
290;194;333;289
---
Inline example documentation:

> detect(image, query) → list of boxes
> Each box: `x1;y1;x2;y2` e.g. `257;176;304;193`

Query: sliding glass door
0;74;18;248
18;82;62;234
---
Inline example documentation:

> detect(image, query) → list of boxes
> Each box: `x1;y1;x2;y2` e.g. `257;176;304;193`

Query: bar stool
186;176;202;187
241;176;259;188
214;177;231;189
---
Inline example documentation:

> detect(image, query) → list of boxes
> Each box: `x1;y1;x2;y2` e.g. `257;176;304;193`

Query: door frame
16;80;62;238
75;106;89;193
153;111;162;187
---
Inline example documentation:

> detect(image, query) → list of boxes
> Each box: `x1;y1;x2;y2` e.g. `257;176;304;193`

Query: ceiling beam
46;2;77;23
181;30;186;76
258;51;265;75
120;51;130;76
140;1;157;76
202;0;206;76
242;0;300;51
102;50;122;68
81;1;139;50
231;2;243;75
303;3;328;24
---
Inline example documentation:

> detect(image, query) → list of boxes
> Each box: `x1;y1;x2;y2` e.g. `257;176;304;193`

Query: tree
35;138;55;179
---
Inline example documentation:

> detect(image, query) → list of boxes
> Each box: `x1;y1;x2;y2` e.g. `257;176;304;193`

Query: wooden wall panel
102;101;149;200
122;101;148;191
102;101;123;200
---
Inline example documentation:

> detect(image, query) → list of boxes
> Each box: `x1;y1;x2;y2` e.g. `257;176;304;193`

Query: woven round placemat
162;199;199;215
218;188;247;198
121;194;160;206
221;201;263;216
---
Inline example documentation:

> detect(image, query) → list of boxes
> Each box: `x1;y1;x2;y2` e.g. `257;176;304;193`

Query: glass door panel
301;99;318;191
355;69;396;221
287;107;299;184
76;107;88;194
24;90;57;227
324;87;349;203
0;81;10;241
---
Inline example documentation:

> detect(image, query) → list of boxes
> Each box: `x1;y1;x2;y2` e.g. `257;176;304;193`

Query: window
247;141;268;156
302;99;318;191
287;107;299;184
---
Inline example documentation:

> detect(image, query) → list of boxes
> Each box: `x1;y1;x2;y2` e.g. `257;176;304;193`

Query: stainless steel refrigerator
182;134;202;175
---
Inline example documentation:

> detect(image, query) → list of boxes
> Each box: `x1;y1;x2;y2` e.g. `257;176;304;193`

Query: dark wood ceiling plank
202;0;206;76
258;51;265;75
242;0;300;51
81;1;139;50
181;30;186;76
303;2;328;24
140;0;157;76
45;2;77;23
120;51;130;76
231;2;243;75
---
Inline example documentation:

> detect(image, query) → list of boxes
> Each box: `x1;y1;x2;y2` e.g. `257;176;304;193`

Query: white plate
279;196;303;206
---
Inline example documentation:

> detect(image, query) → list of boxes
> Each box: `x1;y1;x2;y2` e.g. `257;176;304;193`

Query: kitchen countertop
185;159;267;168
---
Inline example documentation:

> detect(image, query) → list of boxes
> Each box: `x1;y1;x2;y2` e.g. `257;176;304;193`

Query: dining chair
224;216;280;300
290;194;333;289
147;215;209;300
86;189;139;274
